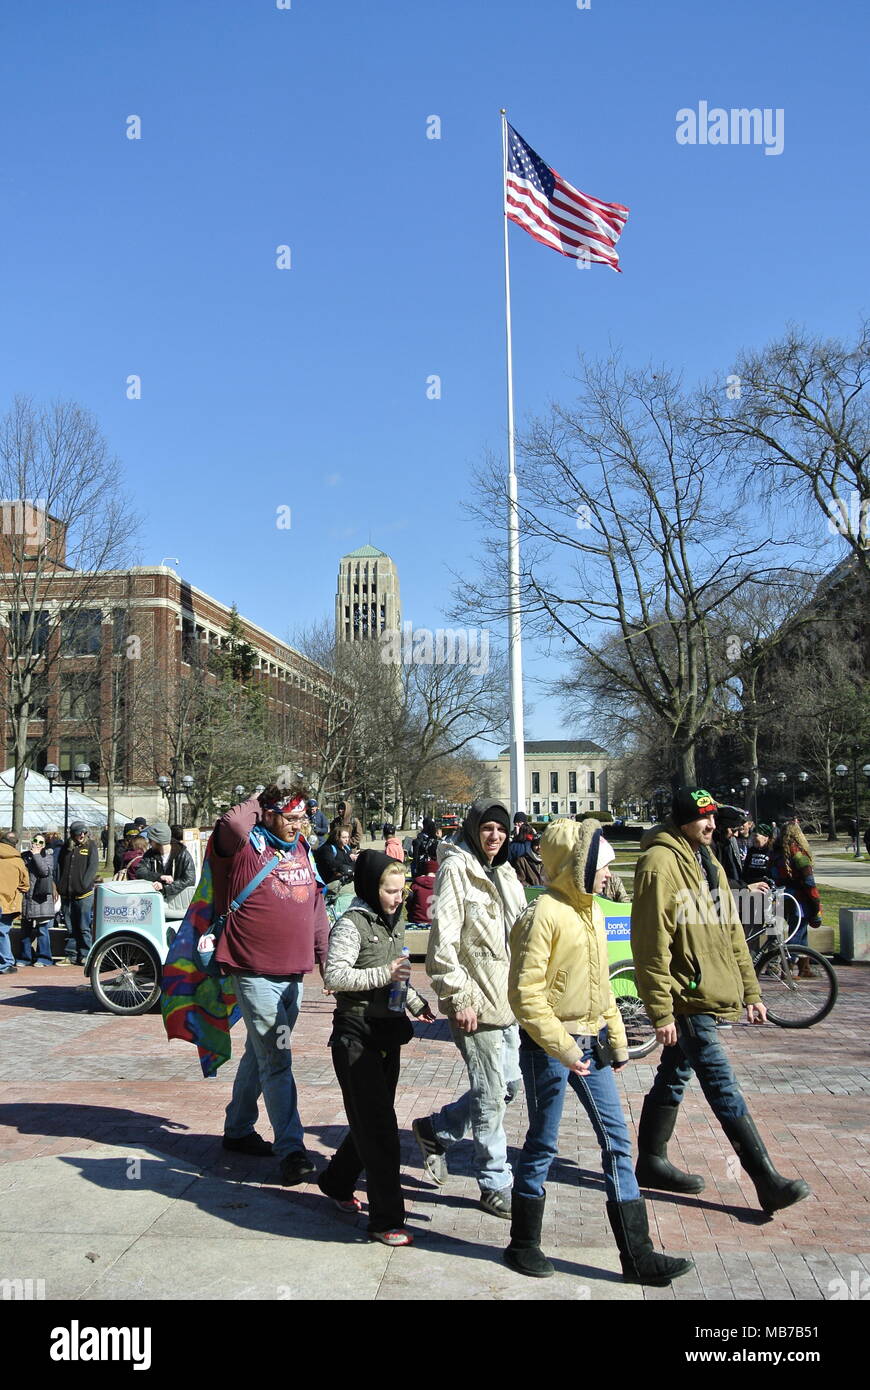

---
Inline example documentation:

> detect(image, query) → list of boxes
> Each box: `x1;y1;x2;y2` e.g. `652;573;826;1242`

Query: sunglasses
32;838;45;845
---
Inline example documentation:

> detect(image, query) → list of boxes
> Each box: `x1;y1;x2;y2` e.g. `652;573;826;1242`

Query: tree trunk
676;742;697;786
12;709;30;838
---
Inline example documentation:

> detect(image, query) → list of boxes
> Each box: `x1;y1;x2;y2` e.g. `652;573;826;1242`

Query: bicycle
608;887;837;1055
743;888;837;1029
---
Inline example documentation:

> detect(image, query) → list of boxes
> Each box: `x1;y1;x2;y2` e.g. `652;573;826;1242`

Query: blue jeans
224;974;306;1159
63;895;94;963
430;1022;522;1192
646;1013;748;1121
19;918;54;965
515;1029;640;1204
0;913;15;972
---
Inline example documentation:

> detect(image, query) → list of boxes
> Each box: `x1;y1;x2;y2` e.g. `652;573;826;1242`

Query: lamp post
740;777;750;819
43;762;92;840
836;747;867;857
156;758;194;826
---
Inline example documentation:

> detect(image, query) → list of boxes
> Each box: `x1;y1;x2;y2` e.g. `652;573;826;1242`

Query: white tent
0;768;132;832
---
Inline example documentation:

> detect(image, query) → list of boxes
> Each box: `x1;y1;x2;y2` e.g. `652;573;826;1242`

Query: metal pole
853;750;860;859
63;779;69;841
501;109;526;815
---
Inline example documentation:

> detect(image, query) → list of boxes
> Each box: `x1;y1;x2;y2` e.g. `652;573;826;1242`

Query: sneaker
222;1131;274;1157
316;1173;361;1213
33;962;51;968
56;959;72;967
479;1188;512;1219
0;966;18;975
279;1150;318;1186
412;1116;448;1186
368;1228;413;1246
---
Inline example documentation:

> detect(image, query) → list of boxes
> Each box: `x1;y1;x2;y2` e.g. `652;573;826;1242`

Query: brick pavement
0;960;868;1301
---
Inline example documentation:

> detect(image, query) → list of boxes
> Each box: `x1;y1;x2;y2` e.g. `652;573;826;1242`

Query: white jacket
426;837;528;1027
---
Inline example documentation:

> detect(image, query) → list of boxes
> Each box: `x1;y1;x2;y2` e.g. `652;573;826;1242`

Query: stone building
491;739;610;818
335;545;401;644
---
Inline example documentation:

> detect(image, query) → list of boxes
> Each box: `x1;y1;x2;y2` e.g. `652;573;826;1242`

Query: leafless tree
0;397;139;834
706;320;869;583
460;359;795;783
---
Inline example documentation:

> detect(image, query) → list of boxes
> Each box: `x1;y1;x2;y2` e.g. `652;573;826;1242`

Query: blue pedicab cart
85;880;175;1015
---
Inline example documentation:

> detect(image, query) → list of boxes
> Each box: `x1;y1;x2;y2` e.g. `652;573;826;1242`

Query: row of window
530;771;596;795
11;609;130;657
530;800;597;815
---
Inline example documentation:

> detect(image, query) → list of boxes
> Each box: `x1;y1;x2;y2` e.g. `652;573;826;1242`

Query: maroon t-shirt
212;797;328;977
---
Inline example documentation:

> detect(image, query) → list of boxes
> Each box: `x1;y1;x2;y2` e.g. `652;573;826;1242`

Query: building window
551;801;558;815
59;741;99;777
60;673;100;721
589;800;595;810
568;771;577;794
588;771;596;792
14;610;49;655
569;800;577;815
532;801;540;815
531;772;540;795
550;772;558;793
111;608;130;656
61;609;102;656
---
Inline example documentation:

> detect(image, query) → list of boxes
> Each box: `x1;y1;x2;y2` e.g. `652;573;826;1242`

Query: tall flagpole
500;109;526;815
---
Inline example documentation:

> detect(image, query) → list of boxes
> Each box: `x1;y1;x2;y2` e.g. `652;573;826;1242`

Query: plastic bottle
387;948;411;1013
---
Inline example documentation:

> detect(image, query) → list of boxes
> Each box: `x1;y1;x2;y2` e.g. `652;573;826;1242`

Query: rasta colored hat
671;787;718;826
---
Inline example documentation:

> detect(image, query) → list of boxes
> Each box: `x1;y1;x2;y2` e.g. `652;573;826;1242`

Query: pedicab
84;880;174;1015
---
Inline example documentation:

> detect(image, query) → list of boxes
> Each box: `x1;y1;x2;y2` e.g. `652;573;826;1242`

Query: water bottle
388;948;411;1013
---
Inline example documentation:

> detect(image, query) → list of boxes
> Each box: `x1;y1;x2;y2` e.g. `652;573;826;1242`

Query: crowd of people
191;779;819;1274
0;782;837;1279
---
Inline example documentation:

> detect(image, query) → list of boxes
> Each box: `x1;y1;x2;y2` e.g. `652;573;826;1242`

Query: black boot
635;1098;705;1194
503;1193;554;1278
720;1114;811;1214
606;1199;694;1287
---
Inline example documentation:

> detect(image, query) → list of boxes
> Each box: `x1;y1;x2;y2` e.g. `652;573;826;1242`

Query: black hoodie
461;799;512;872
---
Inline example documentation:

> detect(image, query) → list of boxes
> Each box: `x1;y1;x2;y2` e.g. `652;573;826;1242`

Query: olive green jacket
631;823;761;1028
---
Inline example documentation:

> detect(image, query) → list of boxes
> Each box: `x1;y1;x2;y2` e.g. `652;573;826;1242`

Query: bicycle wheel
755;945;837;1028
89;934;162;1015
609;960;658;1059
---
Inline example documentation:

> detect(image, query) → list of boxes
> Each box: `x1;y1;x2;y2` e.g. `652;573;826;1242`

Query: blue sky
1;0;865;749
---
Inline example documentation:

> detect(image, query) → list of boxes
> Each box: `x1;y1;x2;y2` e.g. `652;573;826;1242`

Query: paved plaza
1;959;868;1303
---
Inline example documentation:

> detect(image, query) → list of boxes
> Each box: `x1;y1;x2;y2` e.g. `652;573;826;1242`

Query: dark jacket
308;809;329;839
314;839;355;885
22;850;57;922
57;840;99;899
134;843;196;903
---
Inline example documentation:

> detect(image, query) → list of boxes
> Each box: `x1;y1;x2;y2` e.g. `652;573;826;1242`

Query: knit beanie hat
671;787;718;826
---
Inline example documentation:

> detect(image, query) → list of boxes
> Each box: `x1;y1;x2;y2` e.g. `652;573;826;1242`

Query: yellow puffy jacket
508;819;628;1069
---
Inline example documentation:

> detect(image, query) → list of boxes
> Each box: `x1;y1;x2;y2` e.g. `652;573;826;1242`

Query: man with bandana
630;786;810;1216
215;774;329;1186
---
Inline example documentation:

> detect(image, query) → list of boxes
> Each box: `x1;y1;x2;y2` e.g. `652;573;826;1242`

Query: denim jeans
430;1022;522;1192
514;1029;640;1204
63;895;94;963
646;1013;748;1122
0;913;15;972
224;974;306;1159
19;918;54;965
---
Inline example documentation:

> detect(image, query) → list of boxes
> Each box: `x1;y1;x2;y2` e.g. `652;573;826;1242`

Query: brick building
0;545;339;824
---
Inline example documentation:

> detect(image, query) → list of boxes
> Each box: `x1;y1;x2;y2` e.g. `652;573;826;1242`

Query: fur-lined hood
539;818;606;906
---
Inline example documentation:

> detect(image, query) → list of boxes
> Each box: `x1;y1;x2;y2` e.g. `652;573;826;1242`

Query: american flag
505;123;629;272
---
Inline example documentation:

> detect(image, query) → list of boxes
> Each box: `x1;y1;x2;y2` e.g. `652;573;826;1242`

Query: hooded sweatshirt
508;819;628;1068
0;842;31;914
426;798;526;1025
631;821;761;1028
324;849;427;1020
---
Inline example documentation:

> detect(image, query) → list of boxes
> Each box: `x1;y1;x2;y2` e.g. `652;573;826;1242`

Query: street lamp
156;758;195;826
44;762;92;840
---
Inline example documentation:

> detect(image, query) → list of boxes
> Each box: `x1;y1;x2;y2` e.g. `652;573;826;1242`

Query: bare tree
460;359;793;783
707;320;869;582
0;397;139;833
